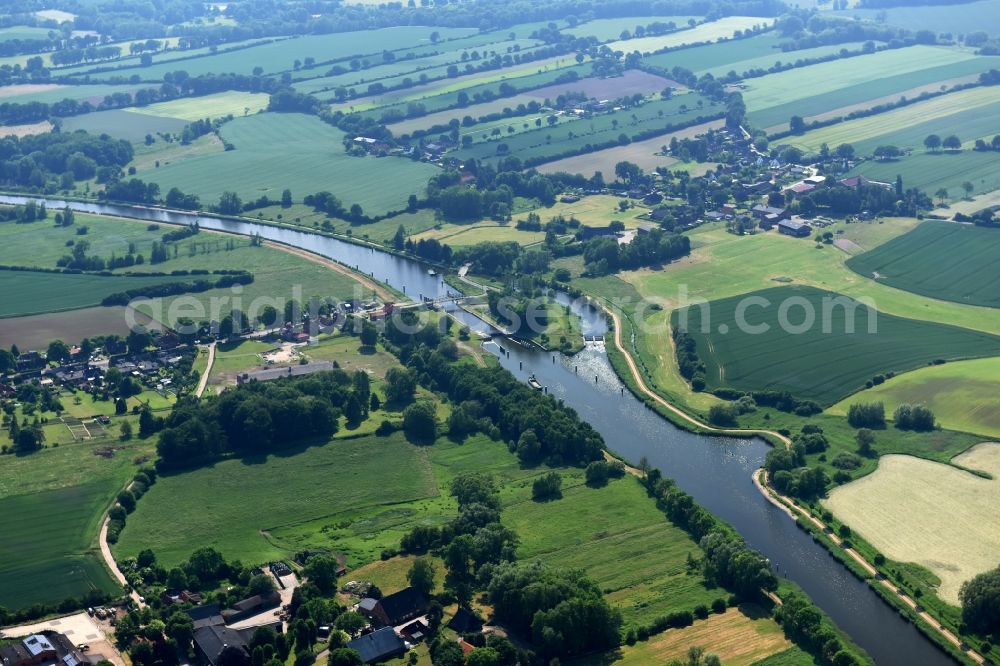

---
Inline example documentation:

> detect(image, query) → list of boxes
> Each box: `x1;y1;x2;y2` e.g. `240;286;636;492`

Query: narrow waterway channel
1;195;957;666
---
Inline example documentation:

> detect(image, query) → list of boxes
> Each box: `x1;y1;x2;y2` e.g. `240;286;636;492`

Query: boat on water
427;268;437;276
528;374;543;390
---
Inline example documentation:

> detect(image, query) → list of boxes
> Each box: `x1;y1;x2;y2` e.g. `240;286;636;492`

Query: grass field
827;356;1000;438
128;91;269;121
606;606;794;665
145;113;437;216
504;475;721;629
641;32;783;75
787;85;1000;154
846;221;1000;308
849;150;1000;199
0;26;54;41
823;443;1000;604
537;118;722;175
60;109;188;142
115;432;440;566
0;306;159;349
672;284;1000;405
605;16;772;54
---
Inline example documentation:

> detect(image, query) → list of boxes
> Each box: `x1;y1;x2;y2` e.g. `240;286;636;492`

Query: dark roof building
346;628;405;664
447;607;483;634
237;362;334;385
0;642;32;666
778;219;811;237
186;603;225;630
193;625;251;666
362;587;427;627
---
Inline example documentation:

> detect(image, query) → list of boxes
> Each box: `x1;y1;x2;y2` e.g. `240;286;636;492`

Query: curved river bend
2;196;956;666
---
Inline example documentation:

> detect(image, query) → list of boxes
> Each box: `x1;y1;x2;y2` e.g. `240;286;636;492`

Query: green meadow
846;221;1000;308
0;270;195;317
145;113;437;216
849;150;1000;199
671;284;1000;405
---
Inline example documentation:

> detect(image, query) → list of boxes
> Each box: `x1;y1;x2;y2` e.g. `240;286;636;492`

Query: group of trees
0;131;132;192
892;403;935;431
774;591;864;665
763;426;831;499
156;368;374;468
582;228;690;275
846;401;885;428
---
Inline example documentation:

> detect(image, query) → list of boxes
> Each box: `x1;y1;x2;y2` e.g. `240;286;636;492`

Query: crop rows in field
850;150;1000;200
0;270;195;317
832;0;1000;37
452;92;720;166
846;221;1000;308
605;16;772;54
60;109;188;141
673;285;1000;405
386;69;674;136
789;85;1000;154
0;481;121;608
750;54;1000;130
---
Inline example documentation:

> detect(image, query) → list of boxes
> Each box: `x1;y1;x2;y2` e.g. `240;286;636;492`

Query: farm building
193;625;252;666
751;205;790;222
636;222;659;235
358;587;428;627
839;175;892;189
0;633;93;666
778;219;812;237
346;627;405;664
222;591;281;623
447;607;483;634
237;361;335;385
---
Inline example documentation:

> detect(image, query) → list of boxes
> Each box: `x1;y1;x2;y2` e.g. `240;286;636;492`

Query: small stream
0;195;957;665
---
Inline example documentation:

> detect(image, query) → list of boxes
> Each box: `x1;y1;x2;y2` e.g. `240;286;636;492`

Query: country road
195;342;216;398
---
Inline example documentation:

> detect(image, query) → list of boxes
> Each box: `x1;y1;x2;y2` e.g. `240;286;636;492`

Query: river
1;195;956;665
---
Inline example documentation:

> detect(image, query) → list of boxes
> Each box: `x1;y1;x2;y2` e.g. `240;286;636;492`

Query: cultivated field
60;109;188;142
144;112;437;216
128;91;269;121
827;356;1000;438
537;118;723;175
383;68;670;136
846;221;1000;309
834;0;1000;36
672;284;1000;405
609;605;793;665
0;270;195;317
0;120;53;138
452;92;719;166
563;16;699;41
605;17;772;54
0;437;155;609
743;46;996;128
641;31;783;75
412;223;546;247
849;150;1000;199
0;306;159;350
787;85;1000;154
88;26;477;81
823;444;1000;604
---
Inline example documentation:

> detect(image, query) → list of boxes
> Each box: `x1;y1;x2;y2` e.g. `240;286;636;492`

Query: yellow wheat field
824;443;1000;603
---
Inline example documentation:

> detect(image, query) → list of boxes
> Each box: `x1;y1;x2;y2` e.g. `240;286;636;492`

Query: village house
358;587;427;627
346;628;405;664
0;633;94;666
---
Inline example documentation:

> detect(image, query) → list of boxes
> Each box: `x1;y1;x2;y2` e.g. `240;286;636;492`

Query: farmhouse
447;607;483;634
778;219;812;237
839;175;892;189
237;361;335;385
358;587;427;627
751;205;790;222
636;222;659;235
346;627;405;664
222;591;281;623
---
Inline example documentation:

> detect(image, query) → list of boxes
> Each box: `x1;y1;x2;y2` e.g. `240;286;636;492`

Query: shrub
708;403;738;427
531;472;563;501
711;598;727;614
694;605;709;619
